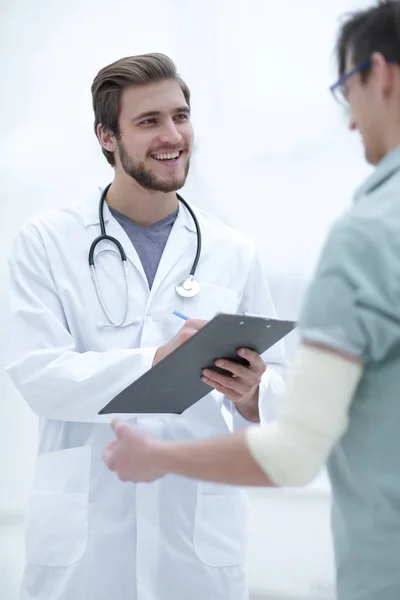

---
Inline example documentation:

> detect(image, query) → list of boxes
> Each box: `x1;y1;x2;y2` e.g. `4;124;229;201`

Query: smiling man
4;53;286;600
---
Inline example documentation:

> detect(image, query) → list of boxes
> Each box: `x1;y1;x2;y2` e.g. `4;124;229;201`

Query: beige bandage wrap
246;344;363;487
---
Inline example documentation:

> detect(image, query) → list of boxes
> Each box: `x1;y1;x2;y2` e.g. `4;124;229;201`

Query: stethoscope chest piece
176;275;201;298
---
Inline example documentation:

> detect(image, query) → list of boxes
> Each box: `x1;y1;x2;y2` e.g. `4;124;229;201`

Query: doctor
4;53;286;600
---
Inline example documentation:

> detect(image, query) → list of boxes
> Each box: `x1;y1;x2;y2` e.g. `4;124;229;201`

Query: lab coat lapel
149;202;197;299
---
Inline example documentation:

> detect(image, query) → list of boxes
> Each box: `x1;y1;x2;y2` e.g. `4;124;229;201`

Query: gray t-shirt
110;207;178;289
298;146;400;600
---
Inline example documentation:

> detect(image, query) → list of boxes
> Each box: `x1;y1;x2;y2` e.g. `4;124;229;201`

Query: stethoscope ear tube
89;234;127;266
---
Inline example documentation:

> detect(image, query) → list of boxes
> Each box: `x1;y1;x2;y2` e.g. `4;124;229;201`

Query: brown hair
336;1;400;80
91;53;191;166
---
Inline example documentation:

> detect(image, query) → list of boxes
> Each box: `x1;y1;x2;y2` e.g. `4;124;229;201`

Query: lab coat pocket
193;485;249;567
183;283;240;320
25;492;88;567
25;445;91;567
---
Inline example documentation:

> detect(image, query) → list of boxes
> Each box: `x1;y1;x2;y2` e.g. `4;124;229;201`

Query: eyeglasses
330;57;397;105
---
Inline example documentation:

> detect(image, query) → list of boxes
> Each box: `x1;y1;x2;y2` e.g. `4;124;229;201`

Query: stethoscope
88;183;202;328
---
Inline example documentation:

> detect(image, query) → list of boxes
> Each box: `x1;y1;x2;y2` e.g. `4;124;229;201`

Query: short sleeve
298;215;400;363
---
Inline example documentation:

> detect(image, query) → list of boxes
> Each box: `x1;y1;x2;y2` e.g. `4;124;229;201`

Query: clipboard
99;313;295;415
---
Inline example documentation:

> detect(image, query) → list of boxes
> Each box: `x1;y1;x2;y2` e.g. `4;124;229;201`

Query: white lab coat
4;189;286;600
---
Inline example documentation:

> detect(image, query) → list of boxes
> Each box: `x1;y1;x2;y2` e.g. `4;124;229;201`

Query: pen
173;310;189;321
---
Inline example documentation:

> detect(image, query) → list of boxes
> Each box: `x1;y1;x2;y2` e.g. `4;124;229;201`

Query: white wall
247;485;335;600
0;0;373;598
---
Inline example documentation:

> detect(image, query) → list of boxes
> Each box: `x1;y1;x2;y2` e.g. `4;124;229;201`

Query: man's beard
118;139;190;192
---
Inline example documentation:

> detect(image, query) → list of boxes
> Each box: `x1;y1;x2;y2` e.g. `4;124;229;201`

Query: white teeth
153;152;180;160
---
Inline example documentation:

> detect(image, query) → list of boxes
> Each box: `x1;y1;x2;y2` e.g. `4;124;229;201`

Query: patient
104;2;400;599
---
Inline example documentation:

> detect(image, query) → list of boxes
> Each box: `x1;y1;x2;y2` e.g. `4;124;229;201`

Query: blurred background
0;0;373;598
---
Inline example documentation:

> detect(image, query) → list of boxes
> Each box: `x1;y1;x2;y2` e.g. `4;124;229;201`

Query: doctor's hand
153;319;208;366
103;420;165;483
202;349;266;423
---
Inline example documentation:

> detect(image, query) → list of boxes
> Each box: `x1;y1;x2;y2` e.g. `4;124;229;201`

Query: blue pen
173;310;189;321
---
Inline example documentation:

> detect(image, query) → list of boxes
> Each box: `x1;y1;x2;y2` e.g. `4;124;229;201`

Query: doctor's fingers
213;358;262;385
174;327;198;347
237;349;267;375
202;369;254;395
201;375;242;403
170;322;205;351
183;318;208;331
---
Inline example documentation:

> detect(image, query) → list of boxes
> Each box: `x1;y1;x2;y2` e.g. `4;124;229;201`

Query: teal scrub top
298;147;400;600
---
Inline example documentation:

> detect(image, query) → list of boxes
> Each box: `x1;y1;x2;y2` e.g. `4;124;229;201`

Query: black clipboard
99;313;295;415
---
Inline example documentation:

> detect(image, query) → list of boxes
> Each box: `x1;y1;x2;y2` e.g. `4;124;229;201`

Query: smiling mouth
151;150;184;162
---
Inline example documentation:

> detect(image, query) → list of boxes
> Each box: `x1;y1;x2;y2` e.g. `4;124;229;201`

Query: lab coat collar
80;187;197;233
354;145;400;202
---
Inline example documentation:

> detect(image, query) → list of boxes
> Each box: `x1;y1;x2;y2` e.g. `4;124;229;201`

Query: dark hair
91;53;191;166
336;1;400;79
